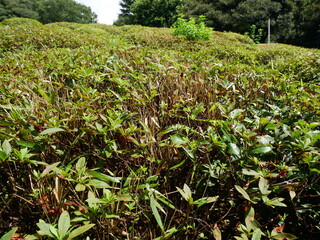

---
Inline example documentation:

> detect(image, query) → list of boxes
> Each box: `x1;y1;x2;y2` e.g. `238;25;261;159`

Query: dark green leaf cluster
114;0;183;27
0;0;97;24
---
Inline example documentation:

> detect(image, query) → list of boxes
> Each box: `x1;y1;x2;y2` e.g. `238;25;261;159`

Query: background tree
0;0;97;23
180;0;320;47
0;0;39;21
114;0;135;25
114;0;183;27
37;0;97;24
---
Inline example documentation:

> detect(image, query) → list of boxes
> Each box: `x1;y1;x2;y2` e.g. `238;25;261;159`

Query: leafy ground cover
0;18;319;240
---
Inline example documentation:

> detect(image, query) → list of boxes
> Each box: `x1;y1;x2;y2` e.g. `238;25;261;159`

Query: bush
171;14;212;41
0;17;42;28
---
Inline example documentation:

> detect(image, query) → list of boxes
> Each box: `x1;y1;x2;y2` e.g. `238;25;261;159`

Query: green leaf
251;228;262;240
229;109;244;119
86;169;120;183
49;226;59;239
182;146;195;159
0;227;17;240
2;140;12;155
169;159;185;170
75;183;86;192
272;233;297;240
171;134;188;146
0;151;9;161
150;194;164;231
16;141;36;148
89;179;111;188
76;157;86;170
251;146;272;155
177;184;193;203
235;185;256;204
213;224;221;240
245;207;255;232
227;143;240;156
40;128;64;135
258;177;270;195
265;198;287;207
242;169;260;176
67;224;95;240
58;211;70;239
37;220;55;238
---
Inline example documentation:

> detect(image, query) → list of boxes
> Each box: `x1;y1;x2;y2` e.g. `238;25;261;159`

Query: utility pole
267;18;271;44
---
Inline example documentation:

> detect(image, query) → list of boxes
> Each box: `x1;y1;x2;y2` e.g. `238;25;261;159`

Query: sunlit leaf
227;143;240;156
86;169;120;183
2;140;11;155
67;224;95;240
0;227;17;240
258;177;270;195
235;185;256;204
265;198;287;207
251;146;272;155
40;128;64;135
213;224;221;240
58;211;70;239
251;228;262;240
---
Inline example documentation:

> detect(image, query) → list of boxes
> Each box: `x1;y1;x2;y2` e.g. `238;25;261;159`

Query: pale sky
75;0;122;25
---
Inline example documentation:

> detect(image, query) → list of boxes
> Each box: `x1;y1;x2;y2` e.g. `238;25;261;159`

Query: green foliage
36;211;94;239
172;15;212;40
0;0;40;21
245;25;264;44
0;228;17;240
181;0;320;48
0;17;42;28
0;0;97;24
0;20;319;239
37;0;97;24
115;0;183;27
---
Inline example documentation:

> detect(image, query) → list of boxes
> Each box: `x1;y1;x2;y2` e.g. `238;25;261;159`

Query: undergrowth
0;18;319;240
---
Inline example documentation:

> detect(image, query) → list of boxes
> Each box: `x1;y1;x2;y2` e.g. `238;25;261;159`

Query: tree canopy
0;0;97;23
180;0;320;47
114;0;183;27
115;0;320;48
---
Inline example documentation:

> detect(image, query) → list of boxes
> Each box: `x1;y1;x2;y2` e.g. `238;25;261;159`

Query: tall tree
0;0;97;24
37;0;97;24
0;0;39;21
114;0;183;27
180;0;320;47
114;0;135;25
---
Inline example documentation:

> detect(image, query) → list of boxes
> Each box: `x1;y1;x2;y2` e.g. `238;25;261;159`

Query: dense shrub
172;15;212;40
0;17;42;28
0;19;319;239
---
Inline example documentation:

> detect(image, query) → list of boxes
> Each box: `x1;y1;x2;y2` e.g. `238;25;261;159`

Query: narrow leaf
251;146;272;155
272;233;297;240
235;185;256;203
40;128;64;135
150;194;164;231
86;169;120;183
0;227;17;240
68;224;95;240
